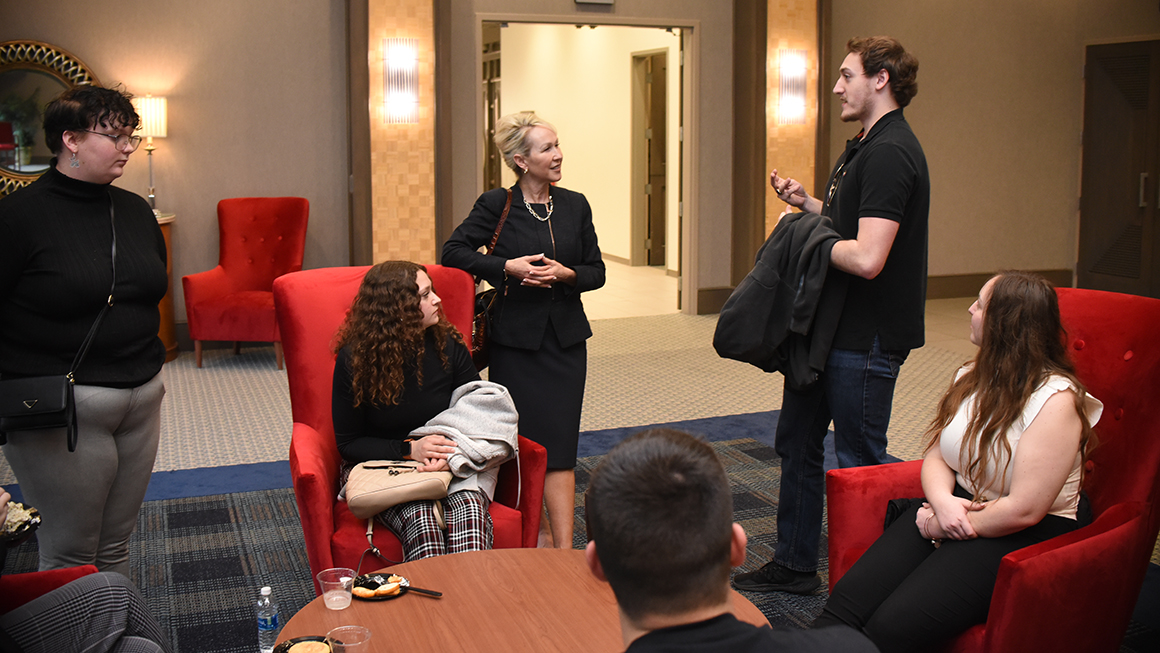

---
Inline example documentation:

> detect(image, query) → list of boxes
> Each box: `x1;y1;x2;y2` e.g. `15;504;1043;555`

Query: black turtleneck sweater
0;164;167;387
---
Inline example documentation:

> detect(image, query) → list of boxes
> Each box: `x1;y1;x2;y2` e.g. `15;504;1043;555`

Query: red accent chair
273;265;547;595
0;122;15;168
0;565;98;615
182;197;309;369
825;288;1160;653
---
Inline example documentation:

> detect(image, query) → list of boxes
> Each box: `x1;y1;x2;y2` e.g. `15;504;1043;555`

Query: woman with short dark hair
0;85;168;577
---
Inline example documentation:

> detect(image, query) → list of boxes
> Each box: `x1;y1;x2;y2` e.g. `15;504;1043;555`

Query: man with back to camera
584;428;877;651
732;36;930;595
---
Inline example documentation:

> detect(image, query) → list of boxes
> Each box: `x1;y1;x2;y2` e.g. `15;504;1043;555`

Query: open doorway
481;22;683;319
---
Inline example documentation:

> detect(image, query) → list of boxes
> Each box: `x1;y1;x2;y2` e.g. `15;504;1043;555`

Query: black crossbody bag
0;192;117;453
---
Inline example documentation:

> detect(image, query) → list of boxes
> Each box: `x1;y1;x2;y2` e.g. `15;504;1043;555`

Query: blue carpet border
2;410;852;502
3;460;292;504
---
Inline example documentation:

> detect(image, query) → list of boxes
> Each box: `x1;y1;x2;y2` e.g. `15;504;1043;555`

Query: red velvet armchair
825;288;1160;652
0;122;15;168
273;265;547;594
182;197;309;369
0;565;98;615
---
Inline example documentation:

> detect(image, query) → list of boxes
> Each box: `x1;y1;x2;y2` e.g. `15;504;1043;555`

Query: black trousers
813;490;1084;653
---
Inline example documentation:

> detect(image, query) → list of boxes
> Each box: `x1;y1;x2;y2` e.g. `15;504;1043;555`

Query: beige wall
828;0;1160;279
446;0;736;313
19;0;1150;322
500;23;681;270
2;0;351;323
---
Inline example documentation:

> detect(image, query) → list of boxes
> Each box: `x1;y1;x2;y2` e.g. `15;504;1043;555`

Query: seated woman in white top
812;270;1103;653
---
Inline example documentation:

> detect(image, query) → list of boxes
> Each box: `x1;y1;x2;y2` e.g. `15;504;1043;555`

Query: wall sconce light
383;38;418;124
131;95;167;213
778;49;807;125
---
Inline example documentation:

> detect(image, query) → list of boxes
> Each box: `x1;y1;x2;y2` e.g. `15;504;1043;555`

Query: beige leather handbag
344;461;452;519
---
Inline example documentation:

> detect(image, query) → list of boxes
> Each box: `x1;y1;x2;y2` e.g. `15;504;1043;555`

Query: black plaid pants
377;490;493;561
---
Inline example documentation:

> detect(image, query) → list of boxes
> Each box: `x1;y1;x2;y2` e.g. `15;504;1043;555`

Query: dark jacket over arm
713;212;847;389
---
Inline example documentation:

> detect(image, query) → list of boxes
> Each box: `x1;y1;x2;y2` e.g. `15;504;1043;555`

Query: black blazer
442;185;605;350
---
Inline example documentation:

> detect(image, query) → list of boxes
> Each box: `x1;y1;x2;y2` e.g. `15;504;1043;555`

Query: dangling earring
69;152;80;168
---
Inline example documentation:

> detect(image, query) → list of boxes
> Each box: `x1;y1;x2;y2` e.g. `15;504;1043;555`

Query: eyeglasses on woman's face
80;130;143;153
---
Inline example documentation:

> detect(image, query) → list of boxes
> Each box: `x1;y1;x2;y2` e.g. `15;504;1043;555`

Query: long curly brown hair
333;261;463;407
923;271;1097;502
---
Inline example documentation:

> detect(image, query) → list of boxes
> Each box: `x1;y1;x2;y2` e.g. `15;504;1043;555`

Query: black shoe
731;560;821;594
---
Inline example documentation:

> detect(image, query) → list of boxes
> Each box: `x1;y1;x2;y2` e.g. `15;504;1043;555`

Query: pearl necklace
523;193;553;222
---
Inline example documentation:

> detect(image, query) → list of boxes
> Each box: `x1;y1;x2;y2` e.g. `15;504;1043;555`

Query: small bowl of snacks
2;500;41;546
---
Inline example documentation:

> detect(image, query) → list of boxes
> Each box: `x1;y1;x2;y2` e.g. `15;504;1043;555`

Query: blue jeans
773;336;909;572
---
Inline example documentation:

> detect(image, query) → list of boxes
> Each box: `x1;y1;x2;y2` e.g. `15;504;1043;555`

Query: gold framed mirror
0;40;100;197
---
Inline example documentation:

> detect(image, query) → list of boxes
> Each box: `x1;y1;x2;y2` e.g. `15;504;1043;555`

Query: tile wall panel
766;0;818;236
368;0;436;263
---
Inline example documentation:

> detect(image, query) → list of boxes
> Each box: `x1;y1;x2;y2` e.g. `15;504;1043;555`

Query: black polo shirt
822;108;929;351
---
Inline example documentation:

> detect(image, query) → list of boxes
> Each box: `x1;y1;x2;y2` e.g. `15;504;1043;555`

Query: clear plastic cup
316;567;356;610
326;625;372;652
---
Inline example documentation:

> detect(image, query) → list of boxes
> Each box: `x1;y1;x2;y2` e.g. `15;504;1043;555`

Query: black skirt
489;320;587;469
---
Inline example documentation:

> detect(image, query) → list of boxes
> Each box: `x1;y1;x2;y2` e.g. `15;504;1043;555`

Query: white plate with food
351;573;409;601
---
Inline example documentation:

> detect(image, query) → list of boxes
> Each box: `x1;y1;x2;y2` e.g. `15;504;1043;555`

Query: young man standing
733;35;930;594
584;429;876;651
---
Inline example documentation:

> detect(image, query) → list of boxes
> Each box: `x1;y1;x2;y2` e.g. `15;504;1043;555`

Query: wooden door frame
347;0;373;265
350;1;787;314
458;12;702;312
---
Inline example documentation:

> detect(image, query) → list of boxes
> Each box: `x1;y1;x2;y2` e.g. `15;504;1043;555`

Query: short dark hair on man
585;428;734;622
847;36;919;107
43;84;140;155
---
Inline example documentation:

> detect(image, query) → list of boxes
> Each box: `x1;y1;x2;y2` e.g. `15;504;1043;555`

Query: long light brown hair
333;261;462;407
923;271;1097;501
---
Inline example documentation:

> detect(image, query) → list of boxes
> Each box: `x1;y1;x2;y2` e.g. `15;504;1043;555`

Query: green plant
0;88;42;148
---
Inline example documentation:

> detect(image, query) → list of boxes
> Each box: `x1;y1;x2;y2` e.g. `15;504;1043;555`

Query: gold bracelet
923;513;942;548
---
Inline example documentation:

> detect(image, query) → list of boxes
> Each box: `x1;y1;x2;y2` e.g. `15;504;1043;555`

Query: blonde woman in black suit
442;112;605;549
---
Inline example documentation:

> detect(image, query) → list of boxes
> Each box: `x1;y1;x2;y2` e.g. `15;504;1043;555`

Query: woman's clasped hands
504;254;575;288
917;496;986;541
408;434;457;472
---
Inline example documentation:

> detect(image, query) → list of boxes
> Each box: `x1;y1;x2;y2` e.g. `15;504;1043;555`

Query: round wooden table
277;548;769;652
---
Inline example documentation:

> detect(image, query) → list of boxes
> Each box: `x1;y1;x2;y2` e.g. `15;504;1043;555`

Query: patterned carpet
4;437;821;653
4;489;316;653
6;435;1156;652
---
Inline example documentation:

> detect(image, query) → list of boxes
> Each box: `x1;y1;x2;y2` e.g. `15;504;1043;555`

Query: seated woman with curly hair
332;261;515;561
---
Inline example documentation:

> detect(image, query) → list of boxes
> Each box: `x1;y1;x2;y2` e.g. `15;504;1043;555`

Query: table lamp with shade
131;95;167;214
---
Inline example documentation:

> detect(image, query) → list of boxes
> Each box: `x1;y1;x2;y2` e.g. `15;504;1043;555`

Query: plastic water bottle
256;586;280;653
